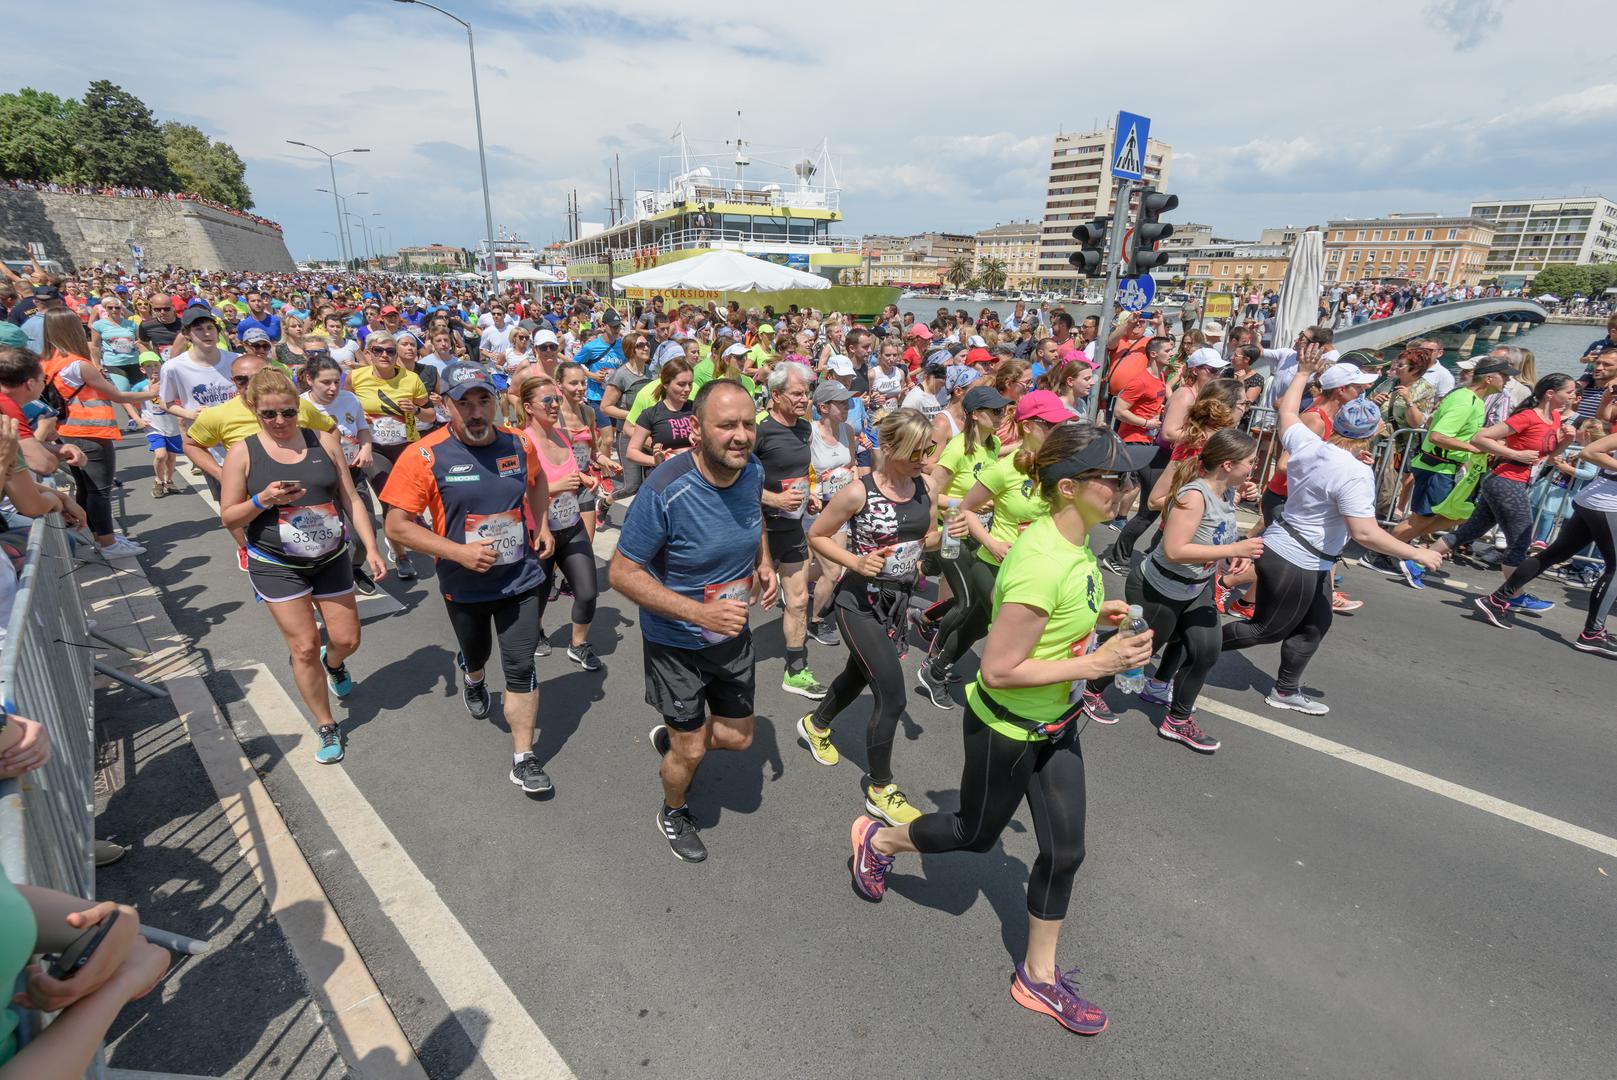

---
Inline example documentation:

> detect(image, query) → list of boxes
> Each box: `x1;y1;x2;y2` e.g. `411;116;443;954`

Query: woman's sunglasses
903;443;940;464
257;407;299;420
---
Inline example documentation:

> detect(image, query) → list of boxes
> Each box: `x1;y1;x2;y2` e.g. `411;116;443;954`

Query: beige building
973;221;1040;289
1036;125;1173;290
1323;213;1494;286
1468;195;1617;277
396;243;468;269
862;232;974;287
1186;244;1291;295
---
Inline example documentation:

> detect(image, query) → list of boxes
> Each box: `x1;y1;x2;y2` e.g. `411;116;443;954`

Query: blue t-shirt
236;314;282;341
617;454;763;649
575;336;625;404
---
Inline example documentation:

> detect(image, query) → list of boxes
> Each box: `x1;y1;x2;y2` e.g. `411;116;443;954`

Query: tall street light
371;213;389;269
347;214;374;266
287;141;369;266
393;0;497;286
318;188;369;266
322;230;342;264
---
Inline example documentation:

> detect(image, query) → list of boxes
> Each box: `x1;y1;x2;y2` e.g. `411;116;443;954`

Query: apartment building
1323;213;1493;286
1035;125;1172;290
1467;195;1617;279
972;221;1041;289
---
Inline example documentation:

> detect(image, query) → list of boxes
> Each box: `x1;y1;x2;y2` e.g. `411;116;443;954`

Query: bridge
1332;297;1548;357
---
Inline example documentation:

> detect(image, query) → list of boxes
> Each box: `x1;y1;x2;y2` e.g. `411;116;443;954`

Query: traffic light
1127;189;1179;275
1068;217;1109;277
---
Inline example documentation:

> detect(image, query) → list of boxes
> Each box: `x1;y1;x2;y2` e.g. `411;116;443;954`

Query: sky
10;0;1617;261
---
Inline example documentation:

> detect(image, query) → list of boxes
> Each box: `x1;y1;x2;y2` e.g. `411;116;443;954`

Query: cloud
1424;0;1509;50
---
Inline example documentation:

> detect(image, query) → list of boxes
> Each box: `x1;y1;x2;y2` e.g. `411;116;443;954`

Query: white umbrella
1535;293;1560;302
1274;229;1324;349
611;249;829;292
498;263;559;283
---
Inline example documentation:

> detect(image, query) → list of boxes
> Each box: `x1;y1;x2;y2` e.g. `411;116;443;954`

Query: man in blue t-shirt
575;308;625;420
609;379;778;864
234;290;282;342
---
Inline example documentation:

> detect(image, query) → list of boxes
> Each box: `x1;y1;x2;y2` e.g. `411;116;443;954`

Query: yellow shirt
187;396;334;454
347;365;429;444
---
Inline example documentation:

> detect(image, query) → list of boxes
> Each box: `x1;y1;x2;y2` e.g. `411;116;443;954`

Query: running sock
464;673;485;686
662;803;686;816
513;751;531;765
786;647;808;675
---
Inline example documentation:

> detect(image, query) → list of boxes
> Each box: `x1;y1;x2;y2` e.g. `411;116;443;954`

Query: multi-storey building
1185;244;1291;296
863;232;974;288
1035;126;1172;291
972;221;1040;289
1467;196;1617;280
1323;213;1494;287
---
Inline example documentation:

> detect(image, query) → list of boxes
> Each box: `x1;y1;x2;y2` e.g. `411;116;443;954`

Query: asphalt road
113;449;1616;1080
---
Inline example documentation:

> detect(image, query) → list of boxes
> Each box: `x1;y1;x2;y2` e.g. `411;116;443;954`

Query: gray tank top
1141;478;1238;601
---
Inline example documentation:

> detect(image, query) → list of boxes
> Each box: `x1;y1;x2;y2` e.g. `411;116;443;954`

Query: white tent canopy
498;263;561;283
611;249;830;293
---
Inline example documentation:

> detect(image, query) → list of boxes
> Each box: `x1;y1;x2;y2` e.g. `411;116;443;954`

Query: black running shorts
642;631;755;730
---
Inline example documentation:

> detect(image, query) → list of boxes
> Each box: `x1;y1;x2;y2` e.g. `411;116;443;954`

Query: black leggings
1452;473;1534;566
1495;501;1617;633
68;438;117;538
444;588;541;692
929;554;998;671
536;521;599;627
1221;548;1332;696
815;596;909;786
910;702;1087;921
1093;570;1220;721
1107;445;1171;563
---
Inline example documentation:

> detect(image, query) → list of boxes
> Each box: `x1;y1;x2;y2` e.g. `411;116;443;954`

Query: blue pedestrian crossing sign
1111;111;1150;181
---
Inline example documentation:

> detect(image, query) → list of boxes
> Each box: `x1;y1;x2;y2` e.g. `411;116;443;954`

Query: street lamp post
322;230;342;264
287;141;369;266
393;0;497;286
371;213;388;269
318;188;369;267
347;214;374;266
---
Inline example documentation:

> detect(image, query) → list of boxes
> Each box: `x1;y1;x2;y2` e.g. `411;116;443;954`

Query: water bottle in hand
1113;603;1150;694
939;499;961;561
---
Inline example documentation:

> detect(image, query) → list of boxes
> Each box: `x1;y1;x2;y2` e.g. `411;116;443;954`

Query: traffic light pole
1088;178;1135;418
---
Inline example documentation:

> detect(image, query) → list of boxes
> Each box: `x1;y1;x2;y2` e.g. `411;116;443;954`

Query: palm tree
945;256;973;289
978;257;1008;292
840;267;863;286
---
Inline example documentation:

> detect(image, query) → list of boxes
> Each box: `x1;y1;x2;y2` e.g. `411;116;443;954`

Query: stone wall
0;189;296;273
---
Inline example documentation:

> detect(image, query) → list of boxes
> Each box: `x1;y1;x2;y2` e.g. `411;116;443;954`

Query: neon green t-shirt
1418;387;1486;476
974;454;1050;566
966;515;1103;739
690;360;758;398
937;432;1000;520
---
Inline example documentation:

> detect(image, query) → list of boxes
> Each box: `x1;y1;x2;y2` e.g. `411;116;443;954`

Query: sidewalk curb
86;559;427;1080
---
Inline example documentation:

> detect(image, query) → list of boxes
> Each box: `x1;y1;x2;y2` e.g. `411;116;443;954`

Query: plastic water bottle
939;499;961;561
1113;604;1150;694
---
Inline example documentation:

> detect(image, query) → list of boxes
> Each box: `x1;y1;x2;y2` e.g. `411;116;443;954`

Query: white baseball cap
827;354;856;376
532;328;559;348
1186;347;1229;370
1319;363;1378;390
722;343;749;359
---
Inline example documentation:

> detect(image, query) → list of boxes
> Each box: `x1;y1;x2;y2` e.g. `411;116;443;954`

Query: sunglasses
257;407;299;420
369;347;396;356
232;374;253;385
903;443;940;464
247;341;271;350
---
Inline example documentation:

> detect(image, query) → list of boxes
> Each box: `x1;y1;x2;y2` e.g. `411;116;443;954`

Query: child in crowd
136;352;181;498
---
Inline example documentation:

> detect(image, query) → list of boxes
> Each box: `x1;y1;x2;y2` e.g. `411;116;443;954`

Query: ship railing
635;229;863;254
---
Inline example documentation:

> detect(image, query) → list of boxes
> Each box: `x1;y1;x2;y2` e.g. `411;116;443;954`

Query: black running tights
930;554;998;670
1092;571;1221;721
535;521;599;627
1220;548;1332;696
814;600;908;786
1107;446;1171;563
909;702;1087;921
1496;501;1617;633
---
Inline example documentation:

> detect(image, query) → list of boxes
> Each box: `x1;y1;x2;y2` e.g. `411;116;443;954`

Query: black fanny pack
1273;509;1343;563
976;686;1084;740
1417;448;1460;469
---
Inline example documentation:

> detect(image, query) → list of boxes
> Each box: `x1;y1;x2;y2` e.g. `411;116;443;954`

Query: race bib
818;466;854;500
340;433;361;466
700;575;752;643
570;442;592;473
278;502;344;559
464;510;526;566
780;475;809;519
547;490;580;530
881;540;922;579
371;415;408;446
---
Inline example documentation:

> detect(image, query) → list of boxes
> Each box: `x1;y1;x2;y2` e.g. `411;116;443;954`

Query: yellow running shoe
865;782;921;826
796;715;839;766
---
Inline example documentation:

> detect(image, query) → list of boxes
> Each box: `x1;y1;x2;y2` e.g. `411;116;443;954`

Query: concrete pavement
116;454;1616;1080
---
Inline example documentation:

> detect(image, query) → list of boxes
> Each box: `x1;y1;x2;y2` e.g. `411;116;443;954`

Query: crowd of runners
3;258;1615;1039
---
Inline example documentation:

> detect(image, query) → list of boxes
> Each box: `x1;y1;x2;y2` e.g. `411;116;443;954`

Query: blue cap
441;361;496;400
1334;396;1382;440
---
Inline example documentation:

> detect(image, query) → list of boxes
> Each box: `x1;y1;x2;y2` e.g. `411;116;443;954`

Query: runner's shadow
532;668;605;768
339;644;457;738
700;714;785;826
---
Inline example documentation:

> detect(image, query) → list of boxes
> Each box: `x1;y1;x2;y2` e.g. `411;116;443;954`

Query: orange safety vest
43;352;121;440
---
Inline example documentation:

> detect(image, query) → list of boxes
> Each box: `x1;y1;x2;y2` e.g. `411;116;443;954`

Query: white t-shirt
1262;423;1375;571
901;384;946;420
328;338;360;366
304;389;369;465
869;365;905;401
158;352;239;424
1576;470;1617;512
479;324;511;358
1422;364;1456;400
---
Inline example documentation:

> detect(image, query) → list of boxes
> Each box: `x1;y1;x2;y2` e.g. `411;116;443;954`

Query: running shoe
1505;593;1555;614
796;714;840;766
849;815;894;902
807;619;841;647
1472;592;1514;629
1158;715;1220;753
1139;678;1172;706
1528;539;1549;552
1355;552;1399;577
1331;591;1363;613
534;635;552;658
943;663;962;684
649;723;671;757
566;641;603;671
352;565;377;596
1227;595;1256;620
510;755;553;795
1397;559;1426;590
1265;690;1330;715
394;553;418;581
456;652;492;719
1573;629;1617;658
151;478;167;499
1010;963;1108;1036
320;646;353;698
314;724;344;764
657;804;707;862
98;536;145;559
865;782;922;826
909;608;939;650
782;668;829;700
1100;552;1128;576
1214;577;1232;615
1080;689;1118;725
237;546;249;572
916;663;954;710
548;577;562;603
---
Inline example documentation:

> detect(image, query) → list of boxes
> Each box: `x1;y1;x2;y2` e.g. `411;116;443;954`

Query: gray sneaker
510;755;553;795
1265;691;1330;715
916;663;954;709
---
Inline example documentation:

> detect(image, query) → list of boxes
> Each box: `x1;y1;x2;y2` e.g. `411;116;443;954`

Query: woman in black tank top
803;409;937;828
219;369;384;766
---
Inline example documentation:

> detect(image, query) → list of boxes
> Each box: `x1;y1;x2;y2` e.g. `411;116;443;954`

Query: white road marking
1197;695;1617;858
233;663;575;1080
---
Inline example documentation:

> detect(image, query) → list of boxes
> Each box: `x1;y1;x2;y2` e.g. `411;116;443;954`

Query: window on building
1423;229;1434;240
1355;230;1366;241
1371;230;1381;241
1447;228;1457;240
1401;249;1411;261
1220;265;1229;276
1349;251;1359;262
1333;230;1344;241
1405;230;1415;240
